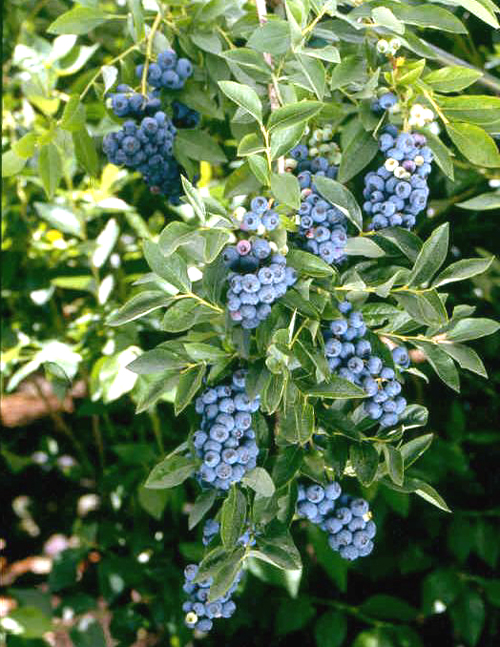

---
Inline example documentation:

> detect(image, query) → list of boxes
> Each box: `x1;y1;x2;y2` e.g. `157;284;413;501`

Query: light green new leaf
39;143;62;198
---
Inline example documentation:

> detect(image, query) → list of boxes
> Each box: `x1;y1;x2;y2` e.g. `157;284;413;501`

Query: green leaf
439;95;500;125
455;0;499;28
376;227;422;263
330;55;365;89
107;291;173;326
184;343;227;362
162;298;220;332
47;6;110;35
221;486;247;548
441;344;487;378
174;364;205;414
175;129;227;163
400;433;433;468
446;122;500;168
445;317;500;343
254;522;302;570
248;154;270;185
224;160;261;198
337;128;378;183
457;192;500;211
313;176;363;231
408;223;449;286
372;6;405;34
425;131;455;181
247;19;291;56
237;133;266;156
360;595;418;622
188;490;218;530
276;598;316;635
60;95;86;131
13;132;38;158
2;149;27;177
382;445;404;486
34;202;82;238
270;123;306;159
143;241;191;292
304;378;367;399
180;176;206;221
268;101;324;132
286;249;335;278
72;127;99;176
344;237;385;258
39;143;62;198
296;53;326;100
280;395;315;444
270;172;301;209
207;549;245;602
350;443;379;486
432;257;494;287
221;49;271;77
8;606;52;639
315;611;347;647
127;349;187;374
301;45;340;63
424;66;483;93
390;4;467;33
413;340;460;392
218;80;263;123
243;467;276;497
450;590;485;646
145;454;196;489
159;221;197;256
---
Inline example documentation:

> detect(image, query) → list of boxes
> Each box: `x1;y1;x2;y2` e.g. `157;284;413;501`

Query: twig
80;42;143;100
141;12;163;96
255;0;284;172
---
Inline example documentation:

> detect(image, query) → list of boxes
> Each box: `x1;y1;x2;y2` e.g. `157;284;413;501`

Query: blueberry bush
2;1;500;646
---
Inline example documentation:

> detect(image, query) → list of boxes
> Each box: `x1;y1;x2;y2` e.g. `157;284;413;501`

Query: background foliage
2;1;500;646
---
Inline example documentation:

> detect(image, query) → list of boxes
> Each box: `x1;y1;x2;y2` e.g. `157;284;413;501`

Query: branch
255;0;285;172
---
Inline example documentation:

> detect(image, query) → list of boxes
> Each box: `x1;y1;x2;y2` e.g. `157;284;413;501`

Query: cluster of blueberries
202;518;257;548
102;110;183;201
285;144;349;266
323;301;410;428
297;481;376;561
136;49;193;90
294;183;349;265
193;371;261;490
362;103;434;230
183;562;240;633
239;196;280;232
222;232;298;329
103;49;197;202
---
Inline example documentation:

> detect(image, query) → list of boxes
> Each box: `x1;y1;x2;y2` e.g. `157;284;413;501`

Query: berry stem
421;87;449;126
141;11;163;96
173;292;224;314
80;42;143;100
